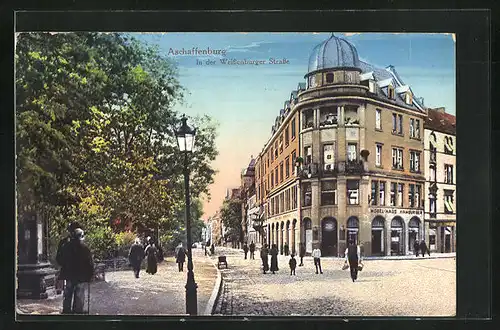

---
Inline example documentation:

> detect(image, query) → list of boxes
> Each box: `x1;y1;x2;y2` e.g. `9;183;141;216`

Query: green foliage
219;197;243;243
115;231;137;256
15;32;219;259
84;225;117;260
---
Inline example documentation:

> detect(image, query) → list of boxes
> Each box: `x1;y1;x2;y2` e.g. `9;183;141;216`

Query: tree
16;32;219;258
219;197;243;244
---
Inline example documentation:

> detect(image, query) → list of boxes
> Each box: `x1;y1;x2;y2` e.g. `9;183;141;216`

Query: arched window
347;216;359;228
391;217;404;228
372;216;384;228
303;218;312;230
409;217;421;228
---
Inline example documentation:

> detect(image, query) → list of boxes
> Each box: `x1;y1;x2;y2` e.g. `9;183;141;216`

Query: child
289;254;297;275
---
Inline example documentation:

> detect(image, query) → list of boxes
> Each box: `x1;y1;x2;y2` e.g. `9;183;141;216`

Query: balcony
338;160;364;175
321;163;338;177
300;163;319;179
319;117;338;127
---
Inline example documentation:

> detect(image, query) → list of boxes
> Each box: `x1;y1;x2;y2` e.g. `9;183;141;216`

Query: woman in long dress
260;244;269;274
270;244;279;274
145;241;158;275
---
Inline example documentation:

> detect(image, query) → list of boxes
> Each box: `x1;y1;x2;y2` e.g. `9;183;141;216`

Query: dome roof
307;34;360;74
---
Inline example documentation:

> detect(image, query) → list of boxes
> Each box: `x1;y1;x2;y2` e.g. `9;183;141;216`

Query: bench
217;256;228;269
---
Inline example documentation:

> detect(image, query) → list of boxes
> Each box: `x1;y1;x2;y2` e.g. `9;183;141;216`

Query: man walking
249;241;256;260
420;240;431;257
345;240;361;282
243;242;249;260
128;238;145;278
413;240;420;257
176;243;187;272
284;242;289;256
312;245;323;274
57;228;94;314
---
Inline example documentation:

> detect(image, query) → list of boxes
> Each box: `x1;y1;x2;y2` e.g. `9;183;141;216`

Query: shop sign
324;222;335;231
370;208;423;215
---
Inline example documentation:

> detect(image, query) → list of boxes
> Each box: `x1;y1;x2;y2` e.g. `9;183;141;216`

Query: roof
308;34;360;73
424;108;456;135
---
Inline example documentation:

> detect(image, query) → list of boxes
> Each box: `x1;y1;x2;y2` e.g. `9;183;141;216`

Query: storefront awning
444;200;454;213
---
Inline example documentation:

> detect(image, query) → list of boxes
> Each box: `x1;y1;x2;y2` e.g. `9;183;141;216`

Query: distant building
423;107;456;253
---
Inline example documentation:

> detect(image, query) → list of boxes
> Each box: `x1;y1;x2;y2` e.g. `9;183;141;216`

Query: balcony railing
321;163;337;176
300;162;319;179
339;160;364;174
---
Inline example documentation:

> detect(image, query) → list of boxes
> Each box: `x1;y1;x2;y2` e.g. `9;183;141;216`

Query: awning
444;200;454;213
445;141;454;153
445;227;452;233
430;137;437;148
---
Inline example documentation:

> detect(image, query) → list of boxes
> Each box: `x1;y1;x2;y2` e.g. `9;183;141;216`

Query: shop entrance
371;216;385;255
346;216;359;244
391;217;404;255
303;218;312;254
408;217;421;252
321;217;338;256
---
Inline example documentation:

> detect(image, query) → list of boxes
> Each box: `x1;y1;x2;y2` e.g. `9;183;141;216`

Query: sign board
370;208;423;215
324;222;335;231
391;237;399;242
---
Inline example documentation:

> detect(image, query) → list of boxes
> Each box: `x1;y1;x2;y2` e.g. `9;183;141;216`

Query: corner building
297;34;427;256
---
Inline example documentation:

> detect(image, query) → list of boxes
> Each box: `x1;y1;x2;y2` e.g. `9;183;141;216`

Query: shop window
415;184;421;208
397;183;404;207
390;182;397;206
408;184;415;207
379;181;386;206
371;181;379;205
347;180;360;205
321;180;337;205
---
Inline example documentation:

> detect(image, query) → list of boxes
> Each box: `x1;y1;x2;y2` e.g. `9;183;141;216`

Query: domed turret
307;34;360;74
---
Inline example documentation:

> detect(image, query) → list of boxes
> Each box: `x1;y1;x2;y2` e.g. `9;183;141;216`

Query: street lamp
175;115;198;315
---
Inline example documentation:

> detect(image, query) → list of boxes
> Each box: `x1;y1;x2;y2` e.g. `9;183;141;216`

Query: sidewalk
16;248;218;315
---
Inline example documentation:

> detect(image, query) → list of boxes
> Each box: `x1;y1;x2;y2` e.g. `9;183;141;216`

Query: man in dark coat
344;240;361;282
243;243;249;259
57;228;94;314
128;238;145;278
210;243;215;256
176;243;187;272
413;240;420;257
270;244;279;274
289;254;297;275
284;242;289;256
299;243;306;266
420;240;430;257
260;244;269;274
249;242;256;259
56;222;82;293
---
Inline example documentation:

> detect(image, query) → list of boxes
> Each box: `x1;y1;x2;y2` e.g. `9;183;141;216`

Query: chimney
433;107;446;114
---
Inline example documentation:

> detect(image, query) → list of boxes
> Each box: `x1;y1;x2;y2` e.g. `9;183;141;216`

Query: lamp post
175;115;198;315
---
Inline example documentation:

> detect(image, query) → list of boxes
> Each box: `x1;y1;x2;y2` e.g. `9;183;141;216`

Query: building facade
423;107;456;253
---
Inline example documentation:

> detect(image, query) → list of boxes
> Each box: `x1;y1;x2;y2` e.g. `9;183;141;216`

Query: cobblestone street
16;248;217;315
212;247;455;317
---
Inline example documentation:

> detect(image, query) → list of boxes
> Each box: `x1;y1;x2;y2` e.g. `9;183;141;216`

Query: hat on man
73;228;85;241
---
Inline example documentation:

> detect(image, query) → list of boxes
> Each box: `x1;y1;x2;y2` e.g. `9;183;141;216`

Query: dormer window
405;92;412;105
388;85;395;99
369;80;375;93
326;72;334;84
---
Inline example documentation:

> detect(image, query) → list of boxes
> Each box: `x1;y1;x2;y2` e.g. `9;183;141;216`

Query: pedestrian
57;228;94;314
243;242;249;260
176;243;187;272
299;243;306;266
289;253;297;275
260;244;269;274
128;238;145;278
157;244;164;263
144;239;158;275
420;240;430;257
249;241;256;259
284;242;289;256
210;243;215;256
312;245;323;274
344;240;361;282
56;222;82;293
413;240;420;257
270;244;279;274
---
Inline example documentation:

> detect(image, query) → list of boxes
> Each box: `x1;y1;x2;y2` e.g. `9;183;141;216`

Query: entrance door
305;230;313;253
371;230;382;255
321;218;338;256
409;230;418;251
391;230;402;255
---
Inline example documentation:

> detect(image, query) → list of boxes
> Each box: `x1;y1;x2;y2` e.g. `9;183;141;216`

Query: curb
202;255;223;316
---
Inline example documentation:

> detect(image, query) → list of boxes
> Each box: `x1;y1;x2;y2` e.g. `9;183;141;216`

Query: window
398;115;403;134
326;72;334;83
321;180;337;205
444;136;454;154
415;184;421;208
415;119;420;138
304;146;312;165
410;118;415;138
279;135;283;154
409;184;415;207
410;151;421;172
444;190;454;214
445;164;454;184
429;165;437;182
347;180;359;205
379;181;386;206
429;195;436;217
323;143;335;169
376;144;382;166
270;198;274;216
371;181;379;205
392;113;397;132
291;118;296;139
280;194;284;213
279;162;284;183
285;126;289;146
397;183;404;207
303;183;312;206
392;147;403;170
270;172;274;188
390;182;397;206
369;80;375;93
405;92;412;104
292;150;297;168
285;157;290;178
388;85;395;99
347;143;357;161
292;186;297;209
375;109;382;130
275;167;279;185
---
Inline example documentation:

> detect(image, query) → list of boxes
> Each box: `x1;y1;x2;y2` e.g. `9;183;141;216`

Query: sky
134;32;456;221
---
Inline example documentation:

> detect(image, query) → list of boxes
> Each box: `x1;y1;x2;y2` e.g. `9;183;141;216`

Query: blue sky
133;32;456;219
